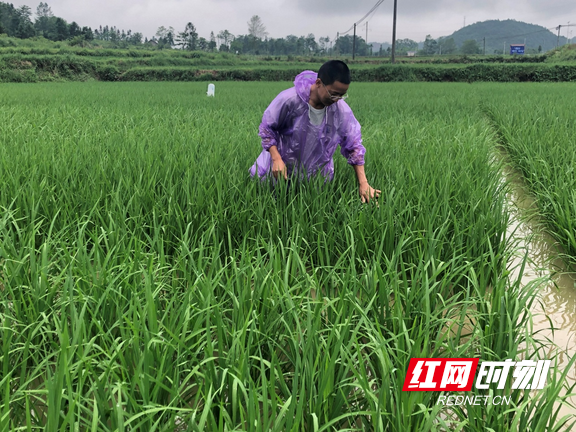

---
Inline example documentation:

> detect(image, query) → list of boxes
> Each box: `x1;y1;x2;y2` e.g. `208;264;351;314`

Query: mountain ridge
370;19;570;54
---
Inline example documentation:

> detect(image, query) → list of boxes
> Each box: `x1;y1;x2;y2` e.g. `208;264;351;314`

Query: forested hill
445;20;567;54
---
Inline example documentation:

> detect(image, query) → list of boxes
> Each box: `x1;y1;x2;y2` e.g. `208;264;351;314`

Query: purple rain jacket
249;70;366;180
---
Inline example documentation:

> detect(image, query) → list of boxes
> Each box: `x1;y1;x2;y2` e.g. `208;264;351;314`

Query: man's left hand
359;182;381;203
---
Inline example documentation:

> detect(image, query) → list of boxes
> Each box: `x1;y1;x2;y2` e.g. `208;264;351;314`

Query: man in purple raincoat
249;60;380;203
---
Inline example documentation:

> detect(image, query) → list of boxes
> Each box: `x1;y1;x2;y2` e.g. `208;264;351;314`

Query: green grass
0;82;572;430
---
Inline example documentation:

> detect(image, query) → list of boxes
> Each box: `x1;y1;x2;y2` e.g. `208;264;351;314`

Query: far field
1;42;576;82
0;82;575;431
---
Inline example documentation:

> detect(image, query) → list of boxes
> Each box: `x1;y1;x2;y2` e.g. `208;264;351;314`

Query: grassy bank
1;43;576;82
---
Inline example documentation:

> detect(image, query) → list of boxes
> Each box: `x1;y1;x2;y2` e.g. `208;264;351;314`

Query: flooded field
505;163;576;417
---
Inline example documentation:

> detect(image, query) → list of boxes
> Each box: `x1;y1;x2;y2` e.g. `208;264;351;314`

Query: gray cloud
296;0;575;20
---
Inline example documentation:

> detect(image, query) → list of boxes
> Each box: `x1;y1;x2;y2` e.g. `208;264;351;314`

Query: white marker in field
207;83;215;97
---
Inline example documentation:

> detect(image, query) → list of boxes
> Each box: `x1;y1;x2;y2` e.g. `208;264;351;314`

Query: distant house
407;51;416;57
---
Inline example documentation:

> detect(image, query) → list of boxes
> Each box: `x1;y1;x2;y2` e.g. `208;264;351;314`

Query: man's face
318;79;349;106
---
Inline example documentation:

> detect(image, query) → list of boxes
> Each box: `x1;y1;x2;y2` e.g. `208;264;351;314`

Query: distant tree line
0;2;93;44
226;34;372;56
0;4;547;56
0;5;379;55
94;26;142;46
149;17;375;56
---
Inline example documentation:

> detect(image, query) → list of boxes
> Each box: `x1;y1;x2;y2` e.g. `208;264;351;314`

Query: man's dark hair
318;60;351;85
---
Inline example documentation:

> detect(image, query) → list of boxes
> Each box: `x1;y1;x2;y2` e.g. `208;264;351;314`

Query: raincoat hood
294;70;318;104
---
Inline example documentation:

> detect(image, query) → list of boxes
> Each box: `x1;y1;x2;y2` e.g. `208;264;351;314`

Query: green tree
0;3;17;36
304;33;317;54
395;38;418;55
34;2;53;37
129;32;142;45
68;21;81;38
229;35;244;53
439;37;457;54
198;36;207;51
177;22;198;50
208;31;216;51
37;2;52;16
156;25;167;39
461;39;480;54
109;26;119;43
14;5;35;38
334;35;352;54
156;26;175;48
247;15;267;39
422;34;438;55
82;26;93;41
54;16;68;40
319;36;330;53
334;35;370;56
285;34;298;54
217;29;233;51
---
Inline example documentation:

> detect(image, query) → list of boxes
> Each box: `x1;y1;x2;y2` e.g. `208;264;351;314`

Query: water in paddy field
503;163;576;419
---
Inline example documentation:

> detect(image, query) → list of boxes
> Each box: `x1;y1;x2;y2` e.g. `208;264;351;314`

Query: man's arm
257;91;294;179
269;145;287;180
353;164;381;203
337;103;380;202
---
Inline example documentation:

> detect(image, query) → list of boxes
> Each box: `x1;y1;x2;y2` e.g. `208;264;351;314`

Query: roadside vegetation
1;42;576;82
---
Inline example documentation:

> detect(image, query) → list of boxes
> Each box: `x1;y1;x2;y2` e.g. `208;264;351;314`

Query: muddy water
503;163;576;417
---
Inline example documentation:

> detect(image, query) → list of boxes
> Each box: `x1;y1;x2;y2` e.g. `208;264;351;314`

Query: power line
356;0;385;26
340;0;385;35
365;5;381;25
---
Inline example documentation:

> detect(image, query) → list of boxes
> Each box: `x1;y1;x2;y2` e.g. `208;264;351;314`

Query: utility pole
503;41;505;55
366;22;369;56
557;25;561;48
391;0;398;63
353;23;356;60
483;37;486;55
336;32;339;55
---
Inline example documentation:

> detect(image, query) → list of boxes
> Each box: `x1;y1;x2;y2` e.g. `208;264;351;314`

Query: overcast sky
17;0;576;43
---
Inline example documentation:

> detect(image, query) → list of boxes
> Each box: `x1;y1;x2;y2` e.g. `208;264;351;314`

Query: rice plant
0;82;571;430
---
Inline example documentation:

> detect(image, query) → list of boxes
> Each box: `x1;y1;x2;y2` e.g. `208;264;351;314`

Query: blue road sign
510;44;525;55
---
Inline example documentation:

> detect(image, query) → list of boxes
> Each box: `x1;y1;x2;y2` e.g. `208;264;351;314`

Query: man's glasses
321;81;348;101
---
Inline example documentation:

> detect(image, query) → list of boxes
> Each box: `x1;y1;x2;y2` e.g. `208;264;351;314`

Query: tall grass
0;82;570;430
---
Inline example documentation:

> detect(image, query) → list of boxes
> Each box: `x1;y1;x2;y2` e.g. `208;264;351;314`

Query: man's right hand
269;146;288;180
272;157;288;180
